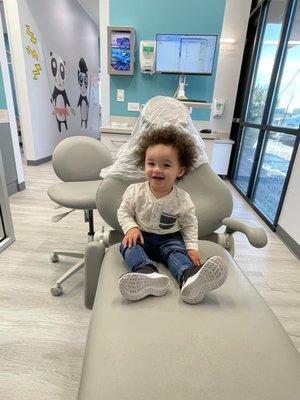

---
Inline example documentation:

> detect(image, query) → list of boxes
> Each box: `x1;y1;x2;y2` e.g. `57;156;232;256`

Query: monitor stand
174;74;188;100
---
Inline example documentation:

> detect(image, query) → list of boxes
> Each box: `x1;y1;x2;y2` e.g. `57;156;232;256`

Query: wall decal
26;45;39;60
50;51;72;132
32;64;42;80
25;24;37;44
77;57;89;129
24;24;41;80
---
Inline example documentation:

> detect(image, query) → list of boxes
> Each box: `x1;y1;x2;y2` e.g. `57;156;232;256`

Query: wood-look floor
0;160;299;400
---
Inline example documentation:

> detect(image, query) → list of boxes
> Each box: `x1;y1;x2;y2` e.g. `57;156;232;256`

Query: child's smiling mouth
152;175;164;180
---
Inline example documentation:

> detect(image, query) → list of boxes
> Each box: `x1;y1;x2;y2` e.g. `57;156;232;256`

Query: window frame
229;0;300;230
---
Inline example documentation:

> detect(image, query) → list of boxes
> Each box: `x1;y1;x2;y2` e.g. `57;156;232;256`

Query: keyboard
179;99;207;103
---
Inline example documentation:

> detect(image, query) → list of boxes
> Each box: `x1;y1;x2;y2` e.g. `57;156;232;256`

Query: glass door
230;0;300;229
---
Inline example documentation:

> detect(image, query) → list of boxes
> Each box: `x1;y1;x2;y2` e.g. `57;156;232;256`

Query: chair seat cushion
79;240;300;400
47;180;102;210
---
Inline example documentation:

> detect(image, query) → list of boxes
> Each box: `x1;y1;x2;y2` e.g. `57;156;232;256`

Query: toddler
117;126;228;304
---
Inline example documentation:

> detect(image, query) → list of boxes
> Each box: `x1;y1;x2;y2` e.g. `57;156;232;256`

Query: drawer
101;133;130;152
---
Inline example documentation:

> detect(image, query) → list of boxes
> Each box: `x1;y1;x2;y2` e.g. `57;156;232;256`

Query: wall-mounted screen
156;34;218;75
107;26;135;75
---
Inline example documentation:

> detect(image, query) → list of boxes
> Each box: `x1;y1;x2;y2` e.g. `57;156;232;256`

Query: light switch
117;89;125;102
128;102;140;112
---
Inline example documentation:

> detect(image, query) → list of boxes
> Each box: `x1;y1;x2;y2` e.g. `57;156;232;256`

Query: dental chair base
49;209;96;296
79;239;300;399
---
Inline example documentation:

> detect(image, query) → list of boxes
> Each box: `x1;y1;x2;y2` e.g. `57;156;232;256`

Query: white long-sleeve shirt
117;182;198;250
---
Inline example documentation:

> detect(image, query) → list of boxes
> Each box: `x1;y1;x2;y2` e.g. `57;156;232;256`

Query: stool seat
48;180;102;210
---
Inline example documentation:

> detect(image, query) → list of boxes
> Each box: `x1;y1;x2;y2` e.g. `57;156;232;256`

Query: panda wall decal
77;58;89;129
50;51;72;132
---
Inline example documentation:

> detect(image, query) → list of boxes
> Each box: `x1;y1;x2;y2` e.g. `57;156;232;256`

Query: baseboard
276;225;300;259
7;180;18;196
17;181;26;191
27;155;52;165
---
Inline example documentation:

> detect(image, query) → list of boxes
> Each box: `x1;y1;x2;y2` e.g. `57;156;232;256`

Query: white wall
278;146;300;244
99;0;109;126
0;8;24;184
6;0;100;162
4;0;36;161
210;0;252;134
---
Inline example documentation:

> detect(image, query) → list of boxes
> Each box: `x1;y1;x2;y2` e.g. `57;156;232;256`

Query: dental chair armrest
84;241;105;309
222;217;268;248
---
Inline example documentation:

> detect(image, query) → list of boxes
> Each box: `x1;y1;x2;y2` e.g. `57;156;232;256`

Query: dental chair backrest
52;136;112;182
96;163;233;239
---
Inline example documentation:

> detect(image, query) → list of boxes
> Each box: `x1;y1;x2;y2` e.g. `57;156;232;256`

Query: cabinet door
203;140;214;163
211;143;233;175
101;133;130;160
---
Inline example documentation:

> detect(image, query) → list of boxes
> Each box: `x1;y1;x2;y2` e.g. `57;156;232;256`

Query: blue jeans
119;231;195;284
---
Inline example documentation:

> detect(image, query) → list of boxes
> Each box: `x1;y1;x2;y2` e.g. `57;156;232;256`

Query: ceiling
0;1;99;34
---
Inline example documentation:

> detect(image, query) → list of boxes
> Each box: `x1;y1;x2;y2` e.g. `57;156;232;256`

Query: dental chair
47;136;112;296
78;163;300;399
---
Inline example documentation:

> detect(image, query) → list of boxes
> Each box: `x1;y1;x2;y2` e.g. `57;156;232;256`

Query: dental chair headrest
100;96;208;182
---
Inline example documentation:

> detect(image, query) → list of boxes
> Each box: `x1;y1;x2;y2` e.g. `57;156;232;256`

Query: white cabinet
204;139;234;176
100;128;234;176
101;132;130;160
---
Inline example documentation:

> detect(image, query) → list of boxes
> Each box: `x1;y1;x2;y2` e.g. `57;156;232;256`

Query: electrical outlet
117;89;124;102
128;102;140;112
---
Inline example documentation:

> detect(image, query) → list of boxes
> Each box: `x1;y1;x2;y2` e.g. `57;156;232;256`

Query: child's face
144;144;186;194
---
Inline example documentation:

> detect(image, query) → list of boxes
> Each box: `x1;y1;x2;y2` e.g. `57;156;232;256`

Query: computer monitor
156;34;218;75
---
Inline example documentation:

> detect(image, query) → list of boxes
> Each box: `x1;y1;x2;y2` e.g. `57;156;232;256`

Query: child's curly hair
135;126;198;179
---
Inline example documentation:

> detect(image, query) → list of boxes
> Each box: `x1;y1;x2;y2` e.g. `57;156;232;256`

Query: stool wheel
51;284;63;296
51;253;59;263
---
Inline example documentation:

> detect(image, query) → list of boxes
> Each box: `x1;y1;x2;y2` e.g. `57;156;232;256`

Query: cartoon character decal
77;58;89;129
50;52;71;132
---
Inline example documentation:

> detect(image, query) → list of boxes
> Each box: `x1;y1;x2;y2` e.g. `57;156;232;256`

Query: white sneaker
180;256;228;304
119;272;170;301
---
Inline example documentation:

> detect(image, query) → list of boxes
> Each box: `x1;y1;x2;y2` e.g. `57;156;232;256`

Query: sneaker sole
181;256;228;304
119;273;170;301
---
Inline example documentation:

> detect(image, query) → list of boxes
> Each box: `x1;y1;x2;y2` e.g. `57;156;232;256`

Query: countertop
100;125;219;140
0;109;9;124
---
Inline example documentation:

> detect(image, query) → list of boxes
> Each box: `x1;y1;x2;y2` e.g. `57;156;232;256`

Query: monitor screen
156;34;218;75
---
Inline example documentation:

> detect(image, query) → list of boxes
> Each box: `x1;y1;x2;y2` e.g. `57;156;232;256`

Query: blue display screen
156;34;218;75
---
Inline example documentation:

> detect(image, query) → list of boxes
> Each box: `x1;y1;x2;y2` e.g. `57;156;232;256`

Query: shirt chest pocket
159;213;179;230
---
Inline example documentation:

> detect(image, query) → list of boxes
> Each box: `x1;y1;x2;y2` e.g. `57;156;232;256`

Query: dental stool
47;136;112;296
78;163;300;399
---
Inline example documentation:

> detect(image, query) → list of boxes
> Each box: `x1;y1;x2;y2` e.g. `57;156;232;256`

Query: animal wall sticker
50;52;71;132
77;58;89;129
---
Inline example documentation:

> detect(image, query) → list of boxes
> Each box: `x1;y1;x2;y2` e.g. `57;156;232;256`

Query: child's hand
187;249;201;267
122;227;144;248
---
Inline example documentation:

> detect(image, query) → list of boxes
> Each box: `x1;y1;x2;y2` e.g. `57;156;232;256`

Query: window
252;132;296;221
245;0;288;124
230;0;299;229
270;2;300;128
